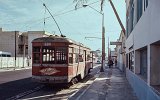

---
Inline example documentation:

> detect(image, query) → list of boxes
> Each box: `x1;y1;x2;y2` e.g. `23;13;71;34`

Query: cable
1;0;100;33
43;3;62;35
43;6;46;31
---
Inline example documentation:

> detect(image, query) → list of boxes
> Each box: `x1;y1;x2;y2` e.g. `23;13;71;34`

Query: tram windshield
33;46;67;64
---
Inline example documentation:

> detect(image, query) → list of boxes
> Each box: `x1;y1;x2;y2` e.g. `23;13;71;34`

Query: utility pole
23;35;26;68
15;31;17;69
108;37;110;61
101;14;105;72
83;4;105;72
108;0;125;34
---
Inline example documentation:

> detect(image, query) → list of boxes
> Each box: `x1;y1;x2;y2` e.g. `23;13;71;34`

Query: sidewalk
0;66;31;72
70;66;138;100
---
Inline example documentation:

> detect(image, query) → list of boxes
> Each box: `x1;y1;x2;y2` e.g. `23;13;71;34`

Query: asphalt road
0;64;101;100
0;69;31;84
0;69;42;100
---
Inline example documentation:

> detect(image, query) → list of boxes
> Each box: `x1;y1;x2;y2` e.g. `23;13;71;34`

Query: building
125;0;160;100
0;28;52;57
113;31;126;71
0;28;20;57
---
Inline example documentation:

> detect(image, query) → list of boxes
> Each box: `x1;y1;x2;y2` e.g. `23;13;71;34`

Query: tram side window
79;49;83;62
79;55;83;62
87;54;91;61
75;54;79;63
73;48;79;63
33;46;41;63
69;47;73;64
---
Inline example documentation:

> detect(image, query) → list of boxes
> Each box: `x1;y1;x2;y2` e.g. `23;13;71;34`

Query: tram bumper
32;75;72;84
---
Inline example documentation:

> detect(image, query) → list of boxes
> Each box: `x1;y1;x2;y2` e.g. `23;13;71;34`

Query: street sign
110;42;122;45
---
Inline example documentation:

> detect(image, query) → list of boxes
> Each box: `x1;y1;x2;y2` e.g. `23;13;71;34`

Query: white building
125;0;160;100
113;31;126;71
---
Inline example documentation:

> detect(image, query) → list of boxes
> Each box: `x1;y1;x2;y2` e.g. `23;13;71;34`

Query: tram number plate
44;43;51;46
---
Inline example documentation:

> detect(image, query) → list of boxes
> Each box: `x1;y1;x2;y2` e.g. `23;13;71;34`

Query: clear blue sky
0;0;126;53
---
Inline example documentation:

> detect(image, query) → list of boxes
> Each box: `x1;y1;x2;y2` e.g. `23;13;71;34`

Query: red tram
32;36;92;84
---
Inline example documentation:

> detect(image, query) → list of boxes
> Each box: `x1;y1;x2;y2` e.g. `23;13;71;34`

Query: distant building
0;28;52;57
91;50;102;63
0;28;20;57
125;0;160;100
113;31;126;71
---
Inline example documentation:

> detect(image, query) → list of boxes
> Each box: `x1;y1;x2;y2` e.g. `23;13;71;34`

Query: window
140;48;147;79
129;51;134;72
74;54;79;63
144;0;149;12
86;51;91;61
79;55;83;62
126;54;129;68
33;47;40;52
126;0;134;37
42;47;55;64
129;0;134;33
33;46;41;64
137;0;143;22
146;0;148;8
42;46;67;64
79;49;84;62
73;48;79;63
33;53;40;63
56;47;67;64
69;47;73;64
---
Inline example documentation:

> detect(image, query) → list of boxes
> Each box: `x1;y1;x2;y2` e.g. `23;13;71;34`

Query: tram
32;36;92;84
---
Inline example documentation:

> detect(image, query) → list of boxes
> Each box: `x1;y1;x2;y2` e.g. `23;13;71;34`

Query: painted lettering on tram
40;68;60;75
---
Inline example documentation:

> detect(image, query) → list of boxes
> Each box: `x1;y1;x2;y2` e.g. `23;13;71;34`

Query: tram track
6;85;45;100
7;64;100;100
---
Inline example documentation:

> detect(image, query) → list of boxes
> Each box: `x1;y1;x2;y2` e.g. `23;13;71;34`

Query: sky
0;0;126;54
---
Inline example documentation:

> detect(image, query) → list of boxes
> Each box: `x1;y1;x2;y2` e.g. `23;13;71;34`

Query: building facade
125;0;160;100
114;31;126;72
0;28;20;57
0;28;51;57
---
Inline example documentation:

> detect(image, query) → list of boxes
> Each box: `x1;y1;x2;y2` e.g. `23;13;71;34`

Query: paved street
0;68;31;84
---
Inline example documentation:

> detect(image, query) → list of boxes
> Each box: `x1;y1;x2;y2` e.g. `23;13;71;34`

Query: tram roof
32;36;90;49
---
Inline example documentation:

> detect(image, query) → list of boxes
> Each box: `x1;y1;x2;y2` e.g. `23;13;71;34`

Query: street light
83;5;105;72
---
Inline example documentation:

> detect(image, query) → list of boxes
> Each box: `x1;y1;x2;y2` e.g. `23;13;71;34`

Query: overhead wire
1;0;100;33
23;0;100;32
43;6;46;31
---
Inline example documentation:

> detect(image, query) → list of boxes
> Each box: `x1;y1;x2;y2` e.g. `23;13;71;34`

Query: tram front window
42;47;55;64
33;46;41;64
56;47;67;64
42;47;67;64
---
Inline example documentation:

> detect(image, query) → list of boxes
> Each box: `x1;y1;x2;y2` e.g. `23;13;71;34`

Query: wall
0;31;19;57
150;45;160;85
126;69;160;100
125;0;160;99
0;57;31;68
126;0;160;51
28;31;46;57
